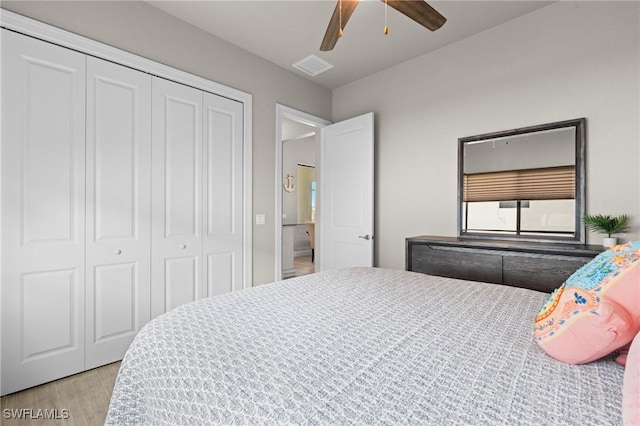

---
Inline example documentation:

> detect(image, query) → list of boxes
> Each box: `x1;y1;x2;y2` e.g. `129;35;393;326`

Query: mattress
105;267;623;425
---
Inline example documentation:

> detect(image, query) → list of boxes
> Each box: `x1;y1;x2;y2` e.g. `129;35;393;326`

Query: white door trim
275;104;330;281
0;10;253;288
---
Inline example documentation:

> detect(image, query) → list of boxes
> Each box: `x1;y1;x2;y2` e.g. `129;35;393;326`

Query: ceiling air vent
292;55;334;77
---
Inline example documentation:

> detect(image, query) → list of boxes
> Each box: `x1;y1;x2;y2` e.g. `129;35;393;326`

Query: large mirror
458;118;586;243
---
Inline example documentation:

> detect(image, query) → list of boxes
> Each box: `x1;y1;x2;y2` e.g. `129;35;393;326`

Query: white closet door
1;30;87;395
85;57;152;368
202;93;244;296
151;78;204;318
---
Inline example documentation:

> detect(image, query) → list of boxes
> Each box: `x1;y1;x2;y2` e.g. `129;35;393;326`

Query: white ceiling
147;1;553;89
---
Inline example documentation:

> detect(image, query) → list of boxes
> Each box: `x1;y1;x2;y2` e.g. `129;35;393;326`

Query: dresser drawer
410;244;503;284
502;254;590;292
406;236;603;292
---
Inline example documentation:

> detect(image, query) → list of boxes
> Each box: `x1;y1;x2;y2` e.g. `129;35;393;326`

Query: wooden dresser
406;236;604;293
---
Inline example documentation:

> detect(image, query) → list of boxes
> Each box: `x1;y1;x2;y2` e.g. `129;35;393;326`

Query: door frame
275;104;330;281
1;10;254;288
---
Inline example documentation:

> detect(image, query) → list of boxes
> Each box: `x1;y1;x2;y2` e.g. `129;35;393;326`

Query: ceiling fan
320;0;446;51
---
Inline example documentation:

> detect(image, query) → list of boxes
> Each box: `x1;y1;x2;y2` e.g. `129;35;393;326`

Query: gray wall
1;1;332;285
332;1;640;270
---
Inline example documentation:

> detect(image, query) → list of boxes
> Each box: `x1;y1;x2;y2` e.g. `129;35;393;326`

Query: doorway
275;104;330;281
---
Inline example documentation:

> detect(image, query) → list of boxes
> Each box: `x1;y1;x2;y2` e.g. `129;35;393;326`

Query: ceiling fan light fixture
292;55;334;77
383;0;389;35
320;0;445;51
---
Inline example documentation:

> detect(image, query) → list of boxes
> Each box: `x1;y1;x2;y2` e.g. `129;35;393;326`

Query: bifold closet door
203;93;244;296
1;30;87;395
85;57;152;369
151;78;204;318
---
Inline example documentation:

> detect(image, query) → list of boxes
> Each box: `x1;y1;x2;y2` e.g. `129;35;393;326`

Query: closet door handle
179;244;187;249
114;249;122;255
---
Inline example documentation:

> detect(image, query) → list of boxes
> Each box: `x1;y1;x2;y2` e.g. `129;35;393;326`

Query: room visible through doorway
275;104;330;281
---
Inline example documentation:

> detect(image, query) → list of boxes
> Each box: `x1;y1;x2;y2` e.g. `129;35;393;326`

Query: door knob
114;249;122;255
179;244;187;249
358;234;373;241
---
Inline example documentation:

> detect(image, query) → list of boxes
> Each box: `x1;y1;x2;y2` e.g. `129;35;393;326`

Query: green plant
582;214;630;237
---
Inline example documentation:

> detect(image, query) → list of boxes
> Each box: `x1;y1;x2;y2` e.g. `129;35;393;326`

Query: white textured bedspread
106;267;623;425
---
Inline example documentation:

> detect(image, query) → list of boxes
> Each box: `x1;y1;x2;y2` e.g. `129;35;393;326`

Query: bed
105;267;624;425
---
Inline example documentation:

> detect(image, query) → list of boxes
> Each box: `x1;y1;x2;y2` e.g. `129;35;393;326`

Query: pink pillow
534;241;640;364
623;332;640;425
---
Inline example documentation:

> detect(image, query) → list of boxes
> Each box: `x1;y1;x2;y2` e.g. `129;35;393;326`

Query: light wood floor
0;362;120;426
294;254;314;277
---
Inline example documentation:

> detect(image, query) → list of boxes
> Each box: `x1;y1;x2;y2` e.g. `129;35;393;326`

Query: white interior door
202;93;243;296
318;113;374;271
151;77;203;318
1;30;87;395
85;57;152;368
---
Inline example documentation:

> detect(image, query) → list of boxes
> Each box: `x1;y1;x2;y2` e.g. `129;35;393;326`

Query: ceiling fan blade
384;0;446;31
320;0;360;51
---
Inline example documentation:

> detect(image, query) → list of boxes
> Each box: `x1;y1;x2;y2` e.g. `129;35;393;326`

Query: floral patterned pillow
534;241;640;364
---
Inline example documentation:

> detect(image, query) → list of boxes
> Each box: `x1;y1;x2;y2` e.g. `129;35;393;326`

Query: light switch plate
256;214;266;225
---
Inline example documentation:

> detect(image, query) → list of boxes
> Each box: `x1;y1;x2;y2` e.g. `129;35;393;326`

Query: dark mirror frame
457;118;586;244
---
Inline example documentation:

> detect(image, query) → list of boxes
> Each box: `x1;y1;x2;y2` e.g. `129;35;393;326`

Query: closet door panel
1;30;86;396
165;256;200;310
165;105;200;237
203;93;243;296
207;253;233;296
93;263;137;339
22;269;77;357
152;78;203;317
85;57;151;368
